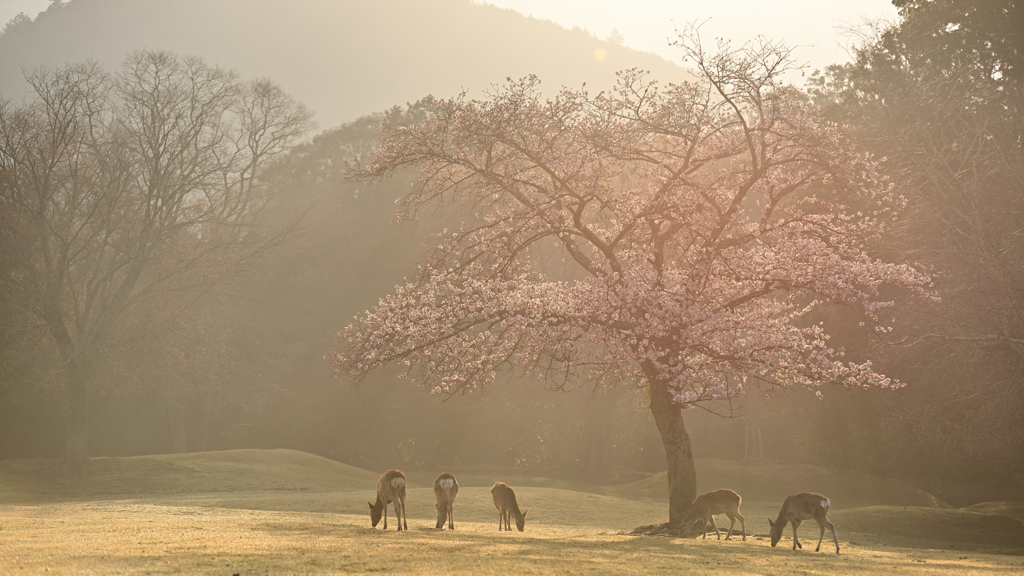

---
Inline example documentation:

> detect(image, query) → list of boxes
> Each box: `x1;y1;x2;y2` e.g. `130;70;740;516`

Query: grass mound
611;459;941;508
0;448;379;501
963;501;1024;523
835;506;1024;547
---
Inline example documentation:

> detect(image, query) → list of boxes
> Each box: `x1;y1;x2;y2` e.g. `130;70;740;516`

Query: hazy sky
477;0;899;72
2;0;899;78
0;0;49;26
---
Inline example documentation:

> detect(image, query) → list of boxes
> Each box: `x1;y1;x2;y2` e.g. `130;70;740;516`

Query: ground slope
0;448;378;501
1;449;1022;574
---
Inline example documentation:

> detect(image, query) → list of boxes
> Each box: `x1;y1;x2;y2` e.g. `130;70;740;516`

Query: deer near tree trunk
434;472;459;530
678;488;746;541
491;482;527;531
769;492;839;553
369;469;407;531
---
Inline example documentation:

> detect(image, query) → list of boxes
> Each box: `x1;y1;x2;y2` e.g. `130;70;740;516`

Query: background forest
0;0;1021;508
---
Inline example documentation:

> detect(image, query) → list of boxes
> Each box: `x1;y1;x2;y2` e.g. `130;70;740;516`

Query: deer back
434;472;459;505
680;488;742;535
377;469;407;503
491;482;520;512
781;492;830;522
693;488;741;516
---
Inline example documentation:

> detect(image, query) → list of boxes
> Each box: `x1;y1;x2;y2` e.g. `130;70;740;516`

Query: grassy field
1;449;1022;575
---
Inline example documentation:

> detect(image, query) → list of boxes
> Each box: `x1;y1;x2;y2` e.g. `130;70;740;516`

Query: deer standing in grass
369;469;407;531
433;472;459;530
491;482;527;531
678;488;746;541
768;492;839;553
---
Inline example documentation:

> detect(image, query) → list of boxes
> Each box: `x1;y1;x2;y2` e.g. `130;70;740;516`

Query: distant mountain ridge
0;0;689;128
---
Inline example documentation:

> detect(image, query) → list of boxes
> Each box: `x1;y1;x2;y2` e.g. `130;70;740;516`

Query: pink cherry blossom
327;30;934;524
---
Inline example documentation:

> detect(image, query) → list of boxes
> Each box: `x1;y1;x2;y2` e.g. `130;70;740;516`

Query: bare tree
0;50;312;474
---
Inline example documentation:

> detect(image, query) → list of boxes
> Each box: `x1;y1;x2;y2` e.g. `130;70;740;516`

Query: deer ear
768;518;774;527
435;503;439;510
368;502;374;510
523;511;528;518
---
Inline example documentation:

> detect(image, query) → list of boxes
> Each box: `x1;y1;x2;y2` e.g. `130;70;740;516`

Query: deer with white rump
678;488;746;540
491;482;527;531
369;469;407;531
433;472;459;530
768;492;839;553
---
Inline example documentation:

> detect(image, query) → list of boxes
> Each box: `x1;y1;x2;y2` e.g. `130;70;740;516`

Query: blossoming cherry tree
329;31;931;525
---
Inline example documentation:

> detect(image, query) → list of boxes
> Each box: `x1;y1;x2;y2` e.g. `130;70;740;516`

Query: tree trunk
64;361;90;477
582;392;612;473
648;377;697;526
50;325;89;477
197;397;211;452
169;399;188;453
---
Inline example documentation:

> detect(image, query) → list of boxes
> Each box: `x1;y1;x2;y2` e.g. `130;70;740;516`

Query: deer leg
709;515;721;540
791;519;802;549
448;502;454;530
815;519;826;552
725;515;736;540
498;510;503;531
826;519;839;554
383;501;389;530
738;512;746;541
401;498;407;531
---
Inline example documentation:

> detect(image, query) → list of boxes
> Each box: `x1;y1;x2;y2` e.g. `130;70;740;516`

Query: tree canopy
331;29;932;524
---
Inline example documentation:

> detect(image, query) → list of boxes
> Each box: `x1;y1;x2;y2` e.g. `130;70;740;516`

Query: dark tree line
0;50;313;474
804;0;1024;502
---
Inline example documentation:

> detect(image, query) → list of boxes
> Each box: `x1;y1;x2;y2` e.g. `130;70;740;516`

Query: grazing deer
491;482;527;531
368;469;407;531
768;492;839;553
678;488;746;541
433;472;460;530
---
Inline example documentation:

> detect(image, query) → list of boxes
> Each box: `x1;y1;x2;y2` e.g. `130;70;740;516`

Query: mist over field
0;1;1022;573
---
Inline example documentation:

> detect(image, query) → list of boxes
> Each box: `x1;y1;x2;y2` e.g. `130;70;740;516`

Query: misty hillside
0;449;381;497
0;0;689;127
0;448;939;510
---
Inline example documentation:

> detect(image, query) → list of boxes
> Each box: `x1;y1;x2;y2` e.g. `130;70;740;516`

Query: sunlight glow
476;0;900;75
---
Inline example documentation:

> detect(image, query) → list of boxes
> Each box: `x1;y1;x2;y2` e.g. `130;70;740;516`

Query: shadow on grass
131;523;1024;576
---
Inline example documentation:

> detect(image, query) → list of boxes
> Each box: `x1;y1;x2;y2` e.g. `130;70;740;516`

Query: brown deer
491;482;527;531
368;469;407;531
433;472;459;530
768;492;839;553
678;488;746;541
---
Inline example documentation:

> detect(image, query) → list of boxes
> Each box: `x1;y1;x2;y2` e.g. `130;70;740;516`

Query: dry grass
1;450;1022;575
